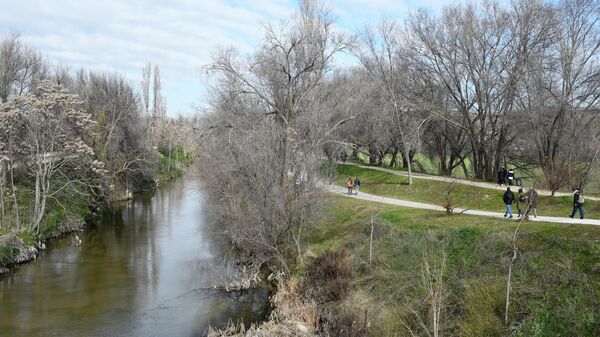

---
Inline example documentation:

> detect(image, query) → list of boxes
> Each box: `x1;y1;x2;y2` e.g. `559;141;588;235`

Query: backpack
578;194;585;204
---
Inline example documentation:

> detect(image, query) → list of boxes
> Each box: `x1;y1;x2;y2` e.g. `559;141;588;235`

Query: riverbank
212;194;600;336
0;165;273;336
0;151;191;275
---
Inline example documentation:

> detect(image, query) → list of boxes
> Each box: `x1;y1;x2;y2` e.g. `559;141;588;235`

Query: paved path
324;184;600;226
341;162;600;201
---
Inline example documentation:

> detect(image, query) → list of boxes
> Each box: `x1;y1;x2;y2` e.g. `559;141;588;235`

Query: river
0;169;270;337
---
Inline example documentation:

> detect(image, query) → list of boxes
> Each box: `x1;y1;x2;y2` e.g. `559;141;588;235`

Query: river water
0;169;270;337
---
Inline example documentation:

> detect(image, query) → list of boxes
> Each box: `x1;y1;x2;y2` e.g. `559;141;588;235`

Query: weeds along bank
211;196;600;337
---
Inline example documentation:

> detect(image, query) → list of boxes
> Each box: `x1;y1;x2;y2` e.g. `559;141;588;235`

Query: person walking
569;187;584;219
524;187;538;220
507;169;515;186
346;177;354;195
517;188;526;218
497;168;506;187
353;177;361;195
503;187;515;218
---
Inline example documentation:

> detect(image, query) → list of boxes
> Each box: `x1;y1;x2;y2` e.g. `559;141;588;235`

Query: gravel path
341;162;600;201
324;184;600;226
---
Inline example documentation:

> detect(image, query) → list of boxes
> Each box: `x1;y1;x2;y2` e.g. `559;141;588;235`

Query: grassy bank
155;147;193;183
335;164;600;218
299;195;600;336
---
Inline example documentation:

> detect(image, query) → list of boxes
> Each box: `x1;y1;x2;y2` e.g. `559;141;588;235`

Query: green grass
335;164;600;218
155;148;193;182
304;196;600;337
352;149;600;195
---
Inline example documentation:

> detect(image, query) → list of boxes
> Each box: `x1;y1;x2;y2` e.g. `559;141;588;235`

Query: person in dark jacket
516;188;526;218
497;168;507;186
503;187;515;218
353;177;361;195
569;187;584;219
524;187;538;220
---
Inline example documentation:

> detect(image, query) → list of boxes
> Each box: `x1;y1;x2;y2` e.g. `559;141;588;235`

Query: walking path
341;162;600;201
324;184;600;226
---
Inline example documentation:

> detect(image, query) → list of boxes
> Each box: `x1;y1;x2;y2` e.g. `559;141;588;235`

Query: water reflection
0;169;269;337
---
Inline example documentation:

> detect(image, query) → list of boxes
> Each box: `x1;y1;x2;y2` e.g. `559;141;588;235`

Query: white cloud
0;0;480;115
0;0;295;114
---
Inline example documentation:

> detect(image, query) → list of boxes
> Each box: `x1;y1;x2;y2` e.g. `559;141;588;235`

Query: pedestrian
497;167;506;187
524;187;538;220
569;187;585;219
341;152;347;163
353;177;361;195
507;169;515;186
503;187;515;218
346;177;354;195
517;188;526;218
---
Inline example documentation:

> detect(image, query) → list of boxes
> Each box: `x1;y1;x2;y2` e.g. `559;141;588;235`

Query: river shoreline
0;168;185;275
1;167;274;336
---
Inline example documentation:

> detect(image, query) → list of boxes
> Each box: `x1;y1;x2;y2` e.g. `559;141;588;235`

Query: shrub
303;249;352;303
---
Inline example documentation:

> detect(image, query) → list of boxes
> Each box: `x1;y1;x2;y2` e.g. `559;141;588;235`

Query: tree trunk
9;161;19;229
368;143;377;165
351;146;359;161
390;150;398;168
404;147;413;185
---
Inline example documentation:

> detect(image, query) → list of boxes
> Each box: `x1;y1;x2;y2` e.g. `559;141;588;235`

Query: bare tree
355;21;419;183
407;1;551;180
0;33;47;102
201;0;351;273
152;64;163;119
517;0;600;193
141;62;151;116
75;71;154;192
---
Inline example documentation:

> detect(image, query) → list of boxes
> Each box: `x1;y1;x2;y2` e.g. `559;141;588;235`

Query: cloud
0;0;296;114
0;0;479;115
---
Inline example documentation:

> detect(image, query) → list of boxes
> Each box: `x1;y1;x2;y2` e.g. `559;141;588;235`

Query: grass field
335;164;600;218
353;152;600;195
304;195;600;336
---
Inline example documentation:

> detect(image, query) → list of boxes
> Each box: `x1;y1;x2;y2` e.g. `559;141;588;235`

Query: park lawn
353;152;600;195
304;195;600;337
335;164;600;219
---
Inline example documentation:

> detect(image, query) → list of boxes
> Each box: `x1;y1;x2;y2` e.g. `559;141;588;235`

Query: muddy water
0;169;269;337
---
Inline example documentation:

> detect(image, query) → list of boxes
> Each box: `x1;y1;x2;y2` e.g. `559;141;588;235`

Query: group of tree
0;34;196;234
199;0;600;273
340;0;600;194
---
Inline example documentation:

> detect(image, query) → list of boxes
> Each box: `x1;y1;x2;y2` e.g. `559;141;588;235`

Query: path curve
341;162;600;201
324;184;600;226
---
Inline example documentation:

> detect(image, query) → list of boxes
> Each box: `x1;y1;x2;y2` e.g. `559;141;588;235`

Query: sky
0;0;456;116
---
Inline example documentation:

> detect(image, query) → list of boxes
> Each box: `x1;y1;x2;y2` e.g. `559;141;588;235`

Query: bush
326;308;370;337
303;249;352;303
0;244;16;267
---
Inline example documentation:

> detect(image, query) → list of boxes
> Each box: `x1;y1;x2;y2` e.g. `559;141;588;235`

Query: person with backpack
346;177;354;195
524;187;538;220
353;177;361;195
503;187;515;218
517;188;526;218
569;187;584;219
